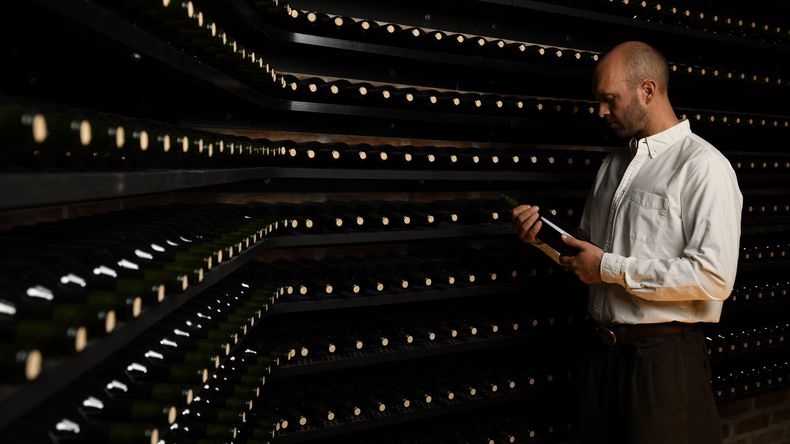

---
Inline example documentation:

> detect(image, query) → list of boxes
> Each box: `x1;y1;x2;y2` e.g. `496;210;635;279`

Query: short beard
614;95;647;139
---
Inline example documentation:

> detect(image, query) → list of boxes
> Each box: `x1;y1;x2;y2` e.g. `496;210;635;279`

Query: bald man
512;42;741;443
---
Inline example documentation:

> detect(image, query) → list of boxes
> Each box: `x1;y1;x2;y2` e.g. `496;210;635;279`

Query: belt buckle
596;325;617;345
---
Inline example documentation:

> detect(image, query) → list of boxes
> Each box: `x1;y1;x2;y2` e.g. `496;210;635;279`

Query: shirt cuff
600;252;626;285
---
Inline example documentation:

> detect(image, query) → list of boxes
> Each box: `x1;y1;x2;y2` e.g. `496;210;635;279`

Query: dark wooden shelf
443;0;790;54
267;282;528;315
270;335;525;379
271;390;528;443
224;0;591;79
0;167;591;210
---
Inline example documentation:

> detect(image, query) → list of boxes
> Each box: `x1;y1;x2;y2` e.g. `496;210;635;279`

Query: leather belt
594;323;698;346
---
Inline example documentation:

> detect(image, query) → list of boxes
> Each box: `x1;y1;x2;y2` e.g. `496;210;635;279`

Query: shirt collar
628;119;691;159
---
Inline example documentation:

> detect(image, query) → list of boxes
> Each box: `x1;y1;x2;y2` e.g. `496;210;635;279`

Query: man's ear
641;79;657;104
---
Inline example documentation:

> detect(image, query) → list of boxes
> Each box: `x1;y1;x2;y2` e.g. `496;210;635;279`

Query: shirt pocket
624;190;669;245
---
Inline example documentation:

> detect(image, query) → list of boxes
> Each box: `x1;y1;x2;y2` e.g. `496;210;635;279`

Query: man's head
593;41;671;139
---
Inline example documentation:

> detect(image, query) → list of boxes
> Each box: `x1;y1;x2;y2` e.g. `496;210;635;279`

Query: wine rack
1;0;788;442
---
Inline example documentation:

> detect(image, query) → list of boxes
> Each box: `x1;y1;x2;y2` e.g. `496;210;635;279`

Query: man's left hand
558;235;604;284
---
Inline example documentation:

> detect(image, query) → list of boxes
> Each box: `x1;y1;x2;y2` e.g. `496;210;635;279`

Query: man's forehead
594;61;625;93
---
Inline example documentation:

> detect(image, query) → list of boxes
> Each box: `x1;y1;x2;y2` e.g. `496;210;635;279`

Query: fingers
525;219;542;242
511;204;532;218
512;206;539;230
560;256;589;283
511;204;538;220
515;213;541;243
560;234;583;247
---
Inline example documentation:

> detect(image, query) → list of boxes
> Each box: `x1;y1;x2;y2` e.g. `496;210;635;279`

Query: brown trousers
579;326;723;444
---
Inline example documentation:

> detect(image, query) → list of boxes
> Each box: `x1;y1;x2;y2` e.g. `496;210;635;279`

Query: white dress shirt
578;119;743;325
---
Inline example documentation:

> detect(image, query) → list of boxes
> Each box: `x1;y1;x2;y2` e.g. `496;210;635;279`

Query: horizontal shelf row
711;354;790;404
269;335;527;380
270;391;529;443
454;0;790;53
265;281;528;315
574;0;789;44
251;0;788;90
0;168;592;209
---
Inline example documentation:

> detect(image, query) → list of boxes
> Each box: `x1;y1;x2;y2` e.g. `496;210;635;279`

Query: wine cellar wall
1;1;789;443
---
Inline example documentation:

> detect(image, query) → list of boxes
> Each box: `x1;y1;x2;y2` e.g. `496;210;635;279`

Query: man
512;41;742;444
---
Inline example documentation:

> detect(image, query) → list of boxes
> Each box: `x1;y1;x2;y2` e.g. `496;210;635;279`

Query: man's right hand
512;204;542;244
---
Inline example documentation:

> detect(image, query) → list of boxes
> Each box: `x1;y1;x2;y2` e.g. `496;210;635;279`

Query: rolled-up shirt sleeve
599;156;743;301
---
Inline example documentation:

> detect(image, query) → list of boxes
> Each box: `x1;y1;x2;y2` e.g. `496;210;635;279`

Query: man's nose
598;104;610;119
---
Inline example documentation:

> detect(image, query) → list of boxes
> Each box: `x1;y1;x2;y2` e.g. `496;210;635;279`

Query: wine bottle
501;193;595;256
0;270;117;337
63;382;178;425
118;355;210;386
89;365;195;406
